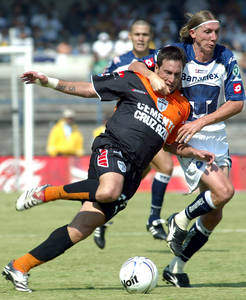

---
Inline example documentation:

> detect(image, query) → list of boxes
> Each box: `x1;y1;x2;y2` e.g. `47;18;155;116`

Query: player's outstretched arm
164;142;215;165
175;100;244;143
21;71;97;98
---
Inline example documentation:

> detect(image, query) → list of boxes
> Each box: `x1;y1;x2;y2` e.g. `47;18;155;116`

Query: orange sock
44;185;89;202
13;253;44;273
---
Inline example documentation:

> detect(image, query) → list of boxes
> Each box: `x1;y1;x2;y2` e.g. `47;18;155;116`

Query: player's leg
93;172;124;249
147;150;173;240
94;165;151;249
15;180;100;211
16;149;124;211
164;166;231;287
167;163;234;256
2;201;106;292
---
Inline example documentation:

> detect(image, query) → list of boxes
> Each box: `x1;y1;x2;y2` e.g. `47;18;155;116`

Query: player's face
190;22;220;55
129;24;151;57
155;59;182;93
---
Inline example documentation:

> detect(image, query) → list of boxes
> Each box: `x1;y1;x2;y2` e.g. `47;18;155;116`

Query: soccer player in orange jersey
2;46;214;292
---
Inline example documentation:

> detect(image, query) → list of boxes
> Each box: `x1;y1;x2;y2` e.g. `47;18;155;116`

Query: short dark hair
129;19;152;34
156;46;186;68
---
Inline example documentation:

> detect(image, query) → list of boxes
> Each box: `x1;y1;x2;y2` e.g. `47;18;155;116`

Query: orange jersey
136;73;190;144
92;70;190;169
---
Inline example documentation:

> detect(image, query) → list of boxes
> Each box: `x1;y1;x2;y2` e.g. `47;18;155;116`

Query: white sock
175;209;190;230
168;256;186;273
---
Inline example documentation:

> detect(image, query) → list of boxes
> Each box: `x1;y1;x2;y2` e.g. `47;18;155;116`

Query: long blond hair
180;10;219;43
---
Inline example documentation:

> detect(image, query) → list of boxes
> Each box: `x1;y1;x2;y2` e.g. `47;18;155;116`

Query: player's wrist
46;77;59;89
35;73;59;89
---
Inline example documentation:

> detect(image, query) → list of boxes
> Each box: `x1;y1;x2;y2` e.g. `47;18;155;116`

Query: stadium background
0;0;246;191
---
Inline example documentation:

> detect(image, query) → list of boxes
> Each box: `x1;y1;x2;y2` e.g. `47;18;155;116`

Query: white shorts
178;129;232;192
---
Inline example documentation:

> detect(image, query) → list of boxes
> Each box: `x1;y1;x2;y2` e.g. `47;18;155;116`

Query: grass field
0;191;246;300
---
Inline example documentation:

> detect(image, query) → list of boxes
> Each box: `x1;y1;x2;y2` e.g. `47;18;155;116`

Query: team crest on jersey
117;160;126;173
157;98;168;112
196;161;203;169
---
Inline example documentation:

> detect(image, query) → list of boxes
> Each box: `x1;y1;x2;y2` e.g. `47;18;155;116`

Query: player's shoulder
105;51;135;72
116;51;135;64
213;44;235;65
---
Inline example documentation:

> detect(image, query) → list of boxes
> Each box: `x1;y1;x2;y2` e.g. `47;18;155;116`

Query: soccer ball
119;256;158;294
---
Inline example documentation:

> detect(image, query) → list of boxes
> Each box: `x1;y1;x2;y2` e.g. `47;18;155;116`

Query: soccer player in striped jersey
130;10;245;287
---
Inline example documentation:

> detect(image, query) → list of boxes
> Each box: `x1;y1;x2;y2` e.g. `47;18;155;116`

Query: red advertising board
0;155;245;192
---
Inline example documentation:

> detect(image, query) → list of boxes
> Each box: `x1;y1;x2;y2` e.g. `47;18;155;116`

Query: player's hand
176;119;205;143
21;71;48;85
193;149;215;165
147;72;170;95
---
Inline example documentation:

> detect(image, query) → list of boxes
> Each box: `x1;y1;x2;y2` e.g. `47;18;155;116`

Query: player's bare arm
129;61;170;95
176;100;244;143
21;71;97;98
164;142;215;165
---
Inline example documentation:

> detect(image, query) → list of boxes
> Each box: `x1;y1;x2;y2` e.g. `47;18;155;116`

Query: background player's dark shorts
88;146;142;221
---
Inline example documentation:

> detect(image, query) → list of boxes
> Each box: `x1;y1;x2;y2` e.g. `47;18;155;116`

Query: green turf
0;191;246;300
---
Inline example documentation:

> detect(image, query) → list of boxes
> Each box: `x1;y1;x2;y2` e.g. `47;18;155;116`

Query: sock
29;225;74;263
175;209;190;230
180;217;211;262
149;172;170;224
168;256;186;274
13;253;44;273
185;191;215;220
44;179;99;202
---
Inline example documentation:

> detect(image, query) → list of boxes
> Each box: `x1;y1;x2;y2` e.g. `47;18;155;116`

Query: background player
94;19;174;249
129;10;245;287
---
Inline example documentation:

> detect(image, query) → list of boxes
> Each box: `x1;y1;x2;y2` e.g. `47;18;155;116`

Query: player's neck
133;49;150;58
192;44;214;63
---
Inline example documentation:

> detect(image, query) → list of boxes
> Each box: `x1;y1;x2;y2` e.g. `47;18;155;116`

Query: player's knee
96;187;120;203
67;226;86;243
214;183;234;206
155;159;173;175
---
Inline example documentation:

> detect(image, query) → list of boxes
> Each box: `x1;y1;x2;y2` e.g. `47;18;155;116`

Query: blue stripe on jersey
105;49;156;73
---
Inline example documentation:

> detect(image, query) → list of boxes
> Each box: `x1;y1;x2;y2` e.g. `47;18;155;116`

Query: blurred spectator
93;121;106;139
114;30;132;56
184;0;210;14
55;38;72;64
0;0;246;59
92;32;114;74
76;34;91;55
238;51;246;82
232;22;246;52
47;109;84;157
92;32;114;60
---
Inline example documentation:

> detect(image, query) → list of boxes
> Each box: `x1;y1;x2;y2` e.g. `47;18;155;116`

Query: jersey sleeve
224;48;246;101
140;50;158;70
104;57;118;73
92;71;130;101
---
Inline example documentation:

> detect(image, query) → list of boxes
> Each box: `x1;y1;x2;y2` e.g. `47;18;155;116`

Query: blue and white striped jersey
146;43;246;132
105;49;156;73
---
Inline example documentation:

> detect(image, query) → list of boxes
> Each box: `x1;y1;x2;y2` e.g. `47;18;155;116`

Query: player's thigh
97;171;124;199
150;149;173;174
